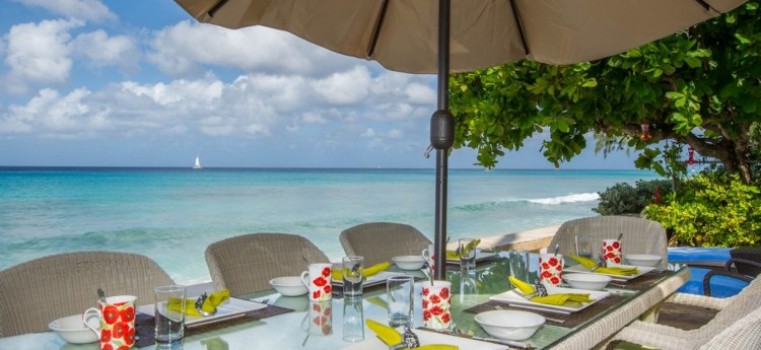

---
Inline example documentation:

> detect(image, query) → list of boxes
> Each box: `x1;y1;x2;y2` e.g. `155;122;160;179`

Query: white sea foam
527;192;600;205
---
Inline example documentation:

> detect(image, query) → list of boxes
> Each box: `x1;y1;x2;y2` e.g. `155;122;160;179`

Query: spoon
97;288;107;304
617;231;624;242
195;292;217;317
552;243;560;257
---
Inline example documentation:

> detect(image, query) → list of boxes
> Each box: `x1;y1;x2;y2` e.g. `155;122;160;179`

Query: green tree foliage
644;173;761;247
593;179;673;216
449;3;760;184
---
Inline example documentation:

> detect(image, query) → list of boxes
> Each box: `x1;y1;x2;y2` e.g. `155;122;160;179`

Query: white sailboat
193;155;202;170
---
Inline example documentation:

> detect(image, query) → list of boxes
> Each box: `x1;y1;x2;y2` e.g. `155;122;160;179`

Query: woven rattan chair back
0;251;174;337
339;222;431;266
699;303;761;350
548;215;668;267
205;233;330;296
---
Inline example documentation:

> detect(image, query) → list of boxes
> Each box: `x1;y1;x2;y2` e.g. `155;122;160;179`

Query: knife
472;336;532;349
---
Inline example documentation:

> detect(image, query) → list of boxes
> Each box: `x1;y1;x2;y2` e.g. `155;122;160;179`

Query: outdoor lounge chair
548;215;668;267
339;222;431;266
603;276;761;350
703;247;761;296
0;251;174;337
205;233;330;296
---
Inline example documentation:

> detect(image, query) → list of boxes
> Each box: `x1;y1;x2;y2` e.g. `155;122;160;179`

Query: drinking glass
154;285;186;347
458;238;477;272
342;256;365;297
342;297;364;342
575;235;593;259
386;275;414;327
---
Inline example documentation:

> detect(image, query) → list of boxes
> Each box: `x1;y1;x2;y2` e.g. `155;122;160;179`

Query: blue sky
0;0;639;169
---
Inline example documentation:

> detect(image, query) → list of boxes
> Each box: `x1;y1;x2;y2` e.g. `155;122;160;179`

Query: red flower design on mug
430;294;441;304
313;303;322;312
542;270;552;278
606;245;614;251
550;276;560;285
422;287;429;296
422;300;429;309
541;262;550;269
312;290;321;299
423;310;431;321
100;329;111;343
101;344;113;350
441;313;451;324
120;306;135;323
548;257;559;266
313;276;327;287
125;327;135;346
323;285;332;294
112;322;128;339
116;346;130;350
430;305;444;316
103;305;119;324
439;288;449;299
613;241;620;249
614;257;622;263
321;267;331;277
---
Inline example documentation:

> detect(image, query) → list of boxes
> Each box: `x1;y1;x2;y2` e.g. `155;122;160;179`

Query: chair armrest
703;270;753;296
725;257;761;271
665;292;731;310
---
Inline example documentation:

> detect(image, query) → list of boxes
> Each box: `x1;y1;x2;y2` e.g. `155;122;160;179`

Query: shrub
644;173;761;247
593;179;673;215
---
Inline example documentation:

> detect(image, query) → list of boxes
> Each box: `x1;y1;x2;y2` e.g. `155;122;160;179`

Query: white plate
137;297;267;328
333;271;409;288
489;285;610;314
341;328;508;350
446;249;498;264
565;264;655;280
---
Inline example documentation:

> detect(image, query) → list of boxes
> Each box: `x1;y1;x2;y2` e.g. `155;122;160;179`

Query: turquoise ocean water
0;167;657;284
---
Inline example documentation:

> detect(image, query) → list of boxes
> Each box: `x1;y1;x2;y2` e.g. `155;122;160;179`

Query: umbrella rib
367;0;390;58
692;0;711;11
508;0;530;57
207;0;229;18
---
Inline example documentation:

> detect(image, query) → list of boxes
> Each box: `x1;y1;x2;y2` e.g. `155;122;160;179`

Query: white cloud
303;112;327;124
71;30;139;71
361;128;376;138
405;82;436;104
3;19;82;93
312;66;371;105
148;21;356;77
13;0;117;23
387;129;403;139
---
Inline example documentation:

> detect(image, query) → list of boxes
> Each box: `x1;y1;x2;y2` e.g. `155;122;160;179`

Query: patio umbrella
174;0;746;279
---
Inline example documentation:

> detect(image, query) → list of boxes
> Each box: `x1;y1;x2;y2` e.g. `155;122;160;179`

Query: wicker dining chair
0;251;174;337
548;215;668;267
602;276;761;350
205;233;330;296
339;222;432;266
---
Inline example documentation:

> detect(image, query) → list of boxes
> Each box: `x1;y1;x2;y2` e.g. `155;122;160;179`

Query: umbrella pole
432;0;452;281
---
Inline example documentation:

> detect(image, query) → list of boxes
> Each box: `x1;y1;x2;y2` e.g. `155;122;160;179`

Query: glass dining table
0;251;690;350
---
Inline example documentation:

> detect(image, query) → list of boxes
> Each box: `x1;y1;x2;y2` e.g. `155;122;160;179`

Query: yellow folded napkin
569;254;640;276
331;261;391;280
446;238;482;260
509;276;591;307
167;289;230;317
365;319;459;350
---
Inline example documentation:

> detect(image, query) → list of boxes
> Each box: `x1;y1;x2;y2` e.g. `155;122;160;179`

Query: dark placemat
464;294;627;328
613;269;674;291
135;303;293;347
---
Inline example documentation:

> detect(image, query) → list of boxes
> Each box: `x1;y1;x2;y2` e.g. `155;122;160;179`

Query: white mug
301;263;333;301
82;295;138;349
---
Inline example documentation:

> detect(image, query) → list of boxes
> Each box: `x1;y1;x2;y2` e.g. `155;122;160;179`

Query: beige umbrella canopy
173;0;746;278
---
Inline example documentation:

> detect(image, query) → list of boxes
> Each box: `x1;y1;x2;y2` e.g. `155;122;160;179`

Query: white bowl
563;273;612;290
392;255;426;270
474;310;545;340
626;254;662;267
49;314;99;344
270;276;308;296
